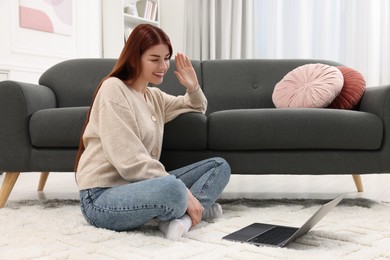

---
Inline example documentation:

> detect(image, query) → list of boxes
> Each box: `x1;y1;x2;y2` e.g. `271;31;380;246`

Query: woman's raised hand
174;53;199;93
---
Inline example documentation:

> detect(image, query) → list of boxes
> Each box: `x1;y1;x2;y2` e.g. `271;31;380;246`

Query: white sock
203;203;223;220
159;214;192;240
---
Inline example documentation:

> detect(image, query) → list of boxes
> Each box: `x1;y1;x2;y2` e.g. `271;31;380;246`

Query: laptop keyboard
248;226;298;245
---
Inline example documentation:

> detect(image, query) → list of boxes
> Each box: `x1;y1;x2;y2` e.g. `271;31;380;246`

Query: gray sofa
1;58;389;208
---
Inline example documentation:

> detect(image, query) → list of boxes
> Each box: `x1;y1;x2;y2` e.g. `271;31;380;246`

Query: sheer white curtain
185;0;254;60
185;0;389;86
253;0;390;87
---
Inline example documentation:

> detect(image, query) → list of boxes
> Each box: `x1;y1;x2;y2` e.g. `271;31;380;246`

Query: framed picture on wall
18;0;73;36
0;0;100;84
10;0;81;59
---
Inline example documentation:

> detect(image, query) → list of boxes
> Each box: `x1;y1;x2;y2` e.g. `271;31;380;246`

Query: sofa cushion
30;108;208;150
328;66;366;110
163;113;207;150
39;59;116;107
208;109;383;150
272;63;344;108
202;59;343;114
30;107;89;148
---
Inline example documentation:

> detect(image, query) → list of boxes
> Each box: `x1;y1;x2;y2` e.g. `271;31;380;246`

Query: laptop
222;194;346;247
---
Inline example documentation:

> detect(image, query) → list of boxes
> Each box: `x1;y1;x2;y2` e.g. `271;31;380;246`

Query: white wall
0;0;184;84
0;0;102;84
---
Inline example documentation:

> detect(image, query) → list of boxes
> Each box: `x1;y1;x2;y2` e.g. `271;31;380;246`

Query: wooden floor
1;172;390;204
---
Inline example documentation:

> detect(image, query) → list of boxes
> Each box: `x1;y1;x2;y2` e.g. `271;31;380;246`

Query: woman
75;24;231;240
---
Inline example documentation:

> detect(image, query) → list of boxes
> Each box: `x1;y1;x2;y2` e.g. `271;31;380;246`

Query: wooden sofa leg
37;172;50;191
352;174;364;192
0;172;20;208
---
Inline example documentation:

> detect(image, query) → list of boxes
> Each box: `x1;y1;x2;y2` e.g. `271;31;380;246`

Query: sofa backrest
39;59;202;108
39;58;342;111
201;59;343;114
39;59;117;107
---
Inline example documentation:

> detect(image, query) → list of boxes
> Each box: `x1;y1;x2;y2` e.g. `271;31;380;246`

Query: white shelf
124;14;159;26
102;0;160;58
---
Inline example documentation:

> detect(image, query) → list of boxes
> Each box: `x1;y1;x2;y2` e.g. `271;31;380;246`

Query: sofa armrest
358;84;390;170
358;85;390;118
0;80;56;171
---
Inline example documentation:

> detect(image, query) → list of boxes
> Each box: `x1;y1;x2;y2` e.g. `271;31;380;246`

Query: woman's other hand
174;53;199;93
186;188;204;227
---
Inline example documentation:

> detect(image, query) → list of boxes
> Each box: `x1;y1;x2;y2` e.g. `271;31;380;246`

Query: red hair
74;24;173;172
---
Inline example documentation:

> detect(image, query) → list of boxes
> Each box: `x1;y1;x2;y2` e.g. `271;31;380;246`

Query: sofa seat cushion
163;113;208;150
30;108;208;150
30;107;89;148
208;109;383;150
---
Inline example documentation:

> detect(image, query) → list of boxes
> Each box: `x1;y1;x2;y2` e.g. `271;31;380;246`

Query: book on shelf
143;0;158;21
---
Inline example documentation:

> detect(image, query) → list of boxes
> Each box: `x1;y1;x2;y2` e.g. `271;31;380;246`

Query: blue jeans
79;157;231;231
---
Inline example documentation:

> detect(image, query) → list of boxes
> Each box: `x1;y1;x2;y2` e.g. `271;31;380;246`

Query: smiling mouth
153;72;165;77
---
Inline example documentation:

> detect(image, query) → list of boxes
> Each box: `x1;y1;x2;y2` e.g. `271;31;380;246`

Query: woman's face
139;44;170;85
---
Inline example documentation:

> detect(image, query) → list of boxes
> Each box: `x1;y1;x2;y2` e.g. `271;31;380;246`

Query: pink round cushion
328;66;366;109
272;63;344;108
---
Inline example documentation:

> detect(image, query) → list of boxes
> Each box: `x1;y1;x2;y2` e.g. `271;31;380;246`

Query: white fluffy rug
1;198;389;260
